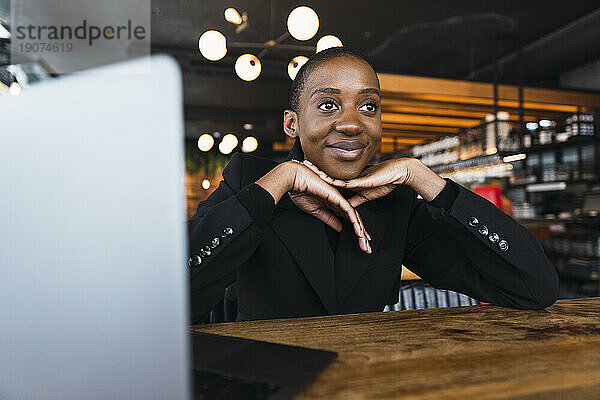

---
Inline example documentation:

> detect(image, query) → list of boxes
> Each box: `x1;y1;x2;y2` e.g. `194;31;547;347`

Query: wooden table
192;297;600;399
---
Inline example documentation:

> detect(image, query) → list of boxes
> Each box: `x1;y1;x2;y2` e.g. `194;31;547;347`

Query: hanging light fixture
198;6;344;81
287;56;308;80
224;8;243;25
316;35;343;53
9;82;21;96
287;6;319;41
235;54;261;81
242;136;259;153
198;30;227;61
219;133;239;154
197;134;215;152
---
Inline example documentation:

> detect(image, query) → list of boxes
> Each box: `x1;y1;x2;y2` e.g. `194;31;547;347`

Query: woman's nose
333;110;362;136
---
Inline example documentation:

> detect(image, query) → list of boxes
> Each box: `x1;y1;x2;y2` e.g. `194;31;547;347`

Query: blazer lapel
335;201;385;308
270;207;337;314
273;137;386;313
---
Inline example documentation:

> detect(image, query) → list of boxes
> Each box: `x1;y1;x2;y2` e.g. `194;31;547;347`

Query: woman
187;47;558;324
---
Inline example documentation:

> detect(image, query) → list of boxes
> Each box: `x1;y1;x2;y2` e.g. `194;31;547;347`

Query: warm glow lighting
235;54;261;81
287;6;319;41
526;182;567;192
222;134;238;149
287;56;308;80
198;30;227;61
197;134;214;152
316;35;342;53
9;82;21;96
224;8;243;25
202;179;211;190
242;136;258;153
219;141;234;154
485;147;497;155
503;153;527;163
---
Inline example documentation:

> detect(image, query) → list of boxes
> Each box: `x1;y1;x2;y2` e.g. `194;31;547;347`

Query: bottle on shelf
538;119;555;145
566;113;595;138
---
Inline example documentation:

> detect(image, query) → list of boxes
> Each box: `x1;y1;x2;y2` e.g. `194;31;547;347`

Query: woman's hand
256;161;371;253
288;161;371;253
302;158;446;207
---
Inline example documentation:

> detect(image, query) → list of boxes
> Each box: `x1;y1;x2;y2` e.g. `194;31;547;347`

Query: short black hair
288;47;377;114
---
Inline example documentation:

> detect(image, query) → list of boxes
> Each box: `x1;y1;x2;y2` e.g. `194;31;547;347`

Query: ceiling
151;0;600;82
148;1;600;157
3;1;599;156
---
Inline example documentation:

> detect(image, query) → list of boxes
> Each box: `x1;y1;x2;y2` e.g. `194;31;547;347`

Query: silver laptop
0;56;190;399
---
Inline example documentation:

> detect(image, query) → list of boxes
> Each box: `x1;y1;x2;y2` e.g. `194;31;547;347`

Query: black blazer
187;143;559;323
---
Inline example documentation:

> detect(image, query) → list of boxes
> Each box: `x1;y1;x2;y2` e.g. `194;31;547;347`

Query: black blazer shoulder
222;153;277;192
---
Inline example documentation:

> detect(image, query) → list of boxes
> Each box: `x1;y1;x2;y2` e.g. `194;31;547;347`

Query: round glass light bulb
287;6;319;41
197;134;214;152
242;136;258;153
235;54;261;81
219;141;234;155
287;56;308;80
198;30;227;61
316;35;343;53
224;8;243;25
222;134;238;149
202;179;211;190
9;82;21;96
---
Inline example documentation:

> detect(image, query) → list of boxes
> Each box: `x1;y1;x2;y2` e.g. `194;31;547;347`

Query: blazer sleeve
403;180;559;310
187;154;275;323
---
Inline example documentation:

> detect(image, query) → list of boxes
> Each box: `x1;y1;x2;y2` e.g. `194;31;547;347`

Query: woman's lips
326;145;366;160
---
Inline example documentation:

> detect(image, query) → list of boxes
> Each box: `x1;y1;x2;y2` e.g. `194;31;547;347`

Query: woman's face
289;56;382;180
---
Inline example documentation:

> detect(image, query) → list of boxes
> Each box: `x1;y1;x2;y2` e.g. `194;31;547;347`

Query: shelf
507;178;598;187
507;134;598;154
558;273;600;282
429;154;501;172
546;250;600;259
424;135;598;171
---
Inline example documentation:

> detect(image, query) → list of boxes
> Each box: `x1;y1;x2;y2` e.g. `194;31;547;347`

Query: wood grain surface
191;297;600;399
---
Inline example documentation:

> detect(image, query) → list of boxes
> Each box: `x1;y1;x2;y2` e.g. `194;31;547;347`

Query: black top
237;179;460;256
187;139;558;323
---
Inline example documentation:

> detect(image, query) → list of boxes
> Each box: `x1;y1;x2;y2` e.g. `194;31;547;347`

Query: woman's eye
359;102;378;112
318;101;338;111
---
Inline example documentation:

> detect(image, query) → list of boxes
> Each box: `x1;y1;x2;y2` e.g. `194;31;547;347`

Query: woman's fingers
302;160;354;187
334;195;371;254
353;207;371;252
318;183;369;253
295;162;371;253
302;160;336;184
311;208;343;232
347;192;370;209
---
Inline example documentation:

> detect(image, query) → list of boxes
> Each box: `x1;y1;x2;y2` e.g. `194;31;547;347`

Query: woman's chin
324;165;363;180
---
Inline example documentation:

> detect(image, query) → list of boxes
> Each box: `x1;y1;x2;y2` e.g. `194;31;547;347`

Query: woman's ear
283;109;298;138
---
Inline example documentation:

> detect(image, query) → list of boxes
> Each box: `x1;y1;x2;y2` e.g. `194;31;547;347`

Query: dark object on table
191;331;337;400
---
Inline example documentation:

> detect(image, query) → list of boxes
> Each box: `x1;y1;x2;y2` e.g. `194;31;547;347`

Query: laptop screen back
0;56;190;400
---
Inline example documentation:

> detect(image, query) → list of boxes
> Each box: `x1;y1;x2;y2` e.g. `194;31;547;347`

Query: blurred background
2;1;600;300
